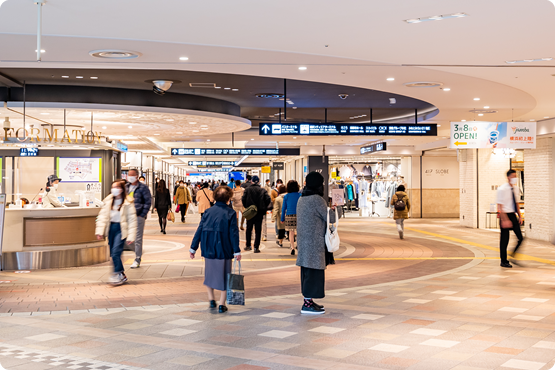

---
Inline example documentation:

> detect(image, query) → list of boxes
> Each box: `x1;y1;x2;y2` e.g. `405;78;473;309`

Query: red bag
176;204;180;212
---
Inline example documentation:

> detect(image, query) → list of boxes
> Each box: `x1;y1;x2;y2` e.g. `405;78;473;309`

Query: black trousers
500;213;524;263
246;216;263;248
179;203;188;221
301;266;325;299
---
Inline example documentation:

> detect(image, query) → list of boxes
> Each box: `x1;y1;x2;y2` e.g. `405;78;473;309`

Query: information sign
259;123;437;136
450;122;536;149
188;161;235;166
57;157;102;183
196;165;222;169
192;168;231;173
273;162;284;170
360;142;387;155
172;148;300;156
261;166;271;174
20;148;39;157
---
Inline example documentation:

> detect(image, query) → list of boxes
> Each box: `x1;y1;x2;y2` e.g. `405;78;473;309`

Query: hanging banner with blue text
450;121;536;149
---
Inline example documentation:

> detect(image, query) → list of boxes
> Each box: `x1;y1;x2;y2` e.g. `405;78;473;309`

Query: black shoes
219;305;228;313
163;230;166;234
244;246;252;251
209;300;217;309
276;241;283;247
500;262;513;268
254;248;261;253
301;300;325;315
291;249;295;256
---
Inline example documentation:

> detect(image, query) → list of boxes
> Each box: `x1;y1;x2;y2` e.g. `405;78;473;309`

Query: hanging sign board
20;148;39;157
360;142;387;154
188;161;235;166
259;123;437;136
273;162;284;170
261;166;271;174
172;148;300;156
450;122;536;149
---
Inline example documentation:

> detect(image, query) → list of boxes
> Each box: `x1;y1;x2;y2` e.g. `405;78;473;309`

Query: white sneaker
130;259;140;269
109;273;119;284
111;273;127;286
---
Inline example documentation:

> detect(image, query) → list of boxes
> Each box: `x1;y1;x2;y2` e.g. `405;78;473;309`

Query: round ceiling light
255;93;285;99
404;81;444;88
89;50;142;59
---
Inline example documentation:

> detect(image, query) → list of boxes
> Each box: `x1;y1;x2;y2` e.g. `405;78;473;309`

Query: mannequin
358;176;369;216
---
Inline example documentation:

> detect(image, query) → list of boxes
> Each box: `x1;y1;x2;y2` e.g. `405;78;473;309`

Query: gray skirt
284;214;297;231
204;258;232;291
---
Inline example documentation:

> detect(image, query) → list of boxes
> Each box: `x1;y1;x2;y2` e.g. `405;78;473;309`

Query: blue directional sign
20;148;39;157
360;142;387;154
258;123;437;136
171;148;300;156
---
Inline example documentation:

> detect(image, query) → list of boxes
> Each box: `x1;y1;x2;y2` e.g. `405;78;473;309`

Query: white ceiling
1;0;554;152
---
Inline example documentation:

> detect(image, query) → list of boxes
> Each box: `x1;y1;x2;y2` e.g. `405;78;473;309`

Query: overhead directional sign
172;148;300;156
450;121;536;149
188;161;235;166
360;142;387;155
258;123;437;136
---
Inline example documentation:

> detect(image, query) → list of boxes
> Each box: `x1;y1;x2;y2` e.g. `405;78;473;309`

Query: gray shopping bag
227;260;245;305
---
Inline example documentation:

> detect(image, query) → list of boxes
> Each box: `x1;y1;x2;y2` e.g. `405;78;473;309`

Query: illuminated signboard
20;148;39;157
172;148;300;156
360;142;387;154
188;161;235;166
259;123;437;136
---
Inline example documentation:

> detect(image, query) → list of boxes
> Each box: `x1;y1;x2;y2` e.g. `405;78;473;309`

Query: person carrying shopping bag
174;180;192;223
96;180;138;286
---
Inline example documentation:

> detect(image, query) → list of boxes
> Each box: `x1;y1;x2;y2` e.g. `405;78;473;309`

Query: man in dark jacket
241;175;271;253
126;169;152;269
241;175;252;189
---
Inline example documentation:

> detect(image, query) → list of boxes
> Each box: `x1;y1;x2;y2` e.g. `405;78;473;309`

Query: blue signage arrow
172;149;178;154
261;125;270;134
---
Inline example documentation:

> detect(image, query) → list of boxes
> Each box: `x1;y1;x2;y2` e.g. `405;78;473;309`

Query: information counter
2;207;108;270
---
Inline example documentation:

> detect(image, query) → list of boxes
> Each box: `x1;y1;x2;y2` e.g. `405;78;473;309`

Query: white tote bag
325;207;340;253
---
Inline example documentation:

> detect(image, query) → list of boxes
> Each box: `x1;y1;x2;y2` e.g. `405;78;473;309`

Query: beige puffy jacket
42;187;64;208
95;194;138;242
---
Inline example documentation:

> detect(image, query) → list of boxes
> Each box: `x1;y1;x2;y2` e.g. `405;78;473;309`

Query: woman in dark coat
296;171;335;315
190;186;242;313
154;179;171;234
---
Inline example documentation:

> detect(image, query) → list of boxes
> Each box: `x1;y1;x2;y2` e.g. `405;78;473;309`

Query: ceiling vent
89;50;142;59
404;82;443;88
256;93;285;99
469;109;497;114
189;83;216;88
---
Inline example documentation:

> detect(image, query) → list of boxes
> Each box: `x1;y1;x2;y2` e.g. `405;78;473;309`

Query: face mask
510;178;518;185
111;188;122;196
53;184;59;190
180;184;184;187
139;180;145;184
128;176;137;183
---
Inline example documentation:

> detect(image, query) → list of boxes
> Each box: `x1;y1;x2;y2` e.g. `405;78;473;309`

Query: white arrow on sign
172;149;177;154
261;125;270;134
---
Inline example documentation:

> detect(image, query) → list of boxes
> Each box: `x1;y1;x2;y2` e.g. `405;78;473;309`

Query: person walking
190;186;242;313
497;169;524;268
296;171;335;315
192;183;199;206
198;182;215;218
282;180;301;255
232;180;245;227
391;185;411;240
174;180;192;223
154;179;171;234
241;175;271;253
126;169;152;269
241;175;252;189
95;180;137;286
264;179;272;194
272;185;287;247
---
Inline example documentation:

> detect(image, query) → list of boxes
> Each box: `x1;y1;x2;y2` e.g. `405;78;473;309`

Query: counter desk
1;207;109;270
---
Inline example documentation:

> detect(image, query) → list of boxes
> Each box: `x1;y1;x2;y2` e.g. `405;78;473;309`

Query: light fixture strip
506;57;553;64
404;12;468;24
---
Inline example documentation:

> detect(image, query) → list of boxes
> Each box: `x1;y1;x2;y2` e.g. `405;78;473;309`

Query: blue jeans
108;223;126;273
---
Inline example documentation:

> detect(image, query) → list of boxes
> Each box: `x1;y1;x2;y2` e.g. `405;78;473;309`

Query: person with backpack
241;176;271;253
391;185;411;239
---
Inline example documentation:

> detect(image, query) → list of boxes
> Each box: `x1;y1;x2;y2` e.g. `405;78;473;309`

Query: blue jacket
190;201;241;259
281;192;301;222
126;182;152;218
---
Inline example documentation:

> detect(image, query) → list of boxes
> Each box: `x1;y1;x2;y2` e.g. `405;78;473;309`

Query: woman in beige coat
197;182;214;218
95;180;138;286
391;185;411;240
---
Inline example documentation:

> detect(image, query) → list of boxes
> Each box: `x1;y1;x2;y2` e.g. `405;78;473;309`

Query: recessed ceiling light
62;76;69;78
224;87;231;90
128;125;133;128
293;137;297;139
35;49;45;53
506;57;553;64
166;119;174;122
462;120;466;122
250;138;254;140
177;132;183;134
478;113;484;116
192;130;200;132
215;87;221;89
207;139;210;142
232;89;239;91
483;106;490;109
443;88;451;91
473;98;480;101
189;122;197;125
90;77;98;79
386;77;395;81
102;126;107;129
179;57;189;61
298;66;308;70
404;12;468;24
437;125;441;127
76;76;83;79
530;119;534;121
545;116;550;118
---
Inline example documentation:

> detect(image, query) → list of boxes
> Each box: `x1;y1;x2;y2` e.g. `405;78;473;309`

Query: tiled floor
1;213;555;369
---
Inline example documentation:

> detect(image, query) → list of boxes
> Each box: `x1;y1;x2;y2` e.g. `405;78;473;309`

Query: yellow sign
261;166;271;174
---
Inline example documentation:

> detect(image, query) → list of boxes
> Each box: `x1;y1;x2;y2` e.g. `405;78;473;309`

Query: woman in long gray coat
296;171;335;315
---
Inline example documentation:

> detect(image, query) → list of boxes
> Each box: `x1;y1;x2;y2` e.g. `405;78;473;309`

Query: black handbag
227;260;245;305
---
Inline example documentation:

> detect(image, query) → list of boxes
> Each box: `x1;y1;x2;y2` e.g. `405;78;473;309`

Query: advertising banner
450;121;536;149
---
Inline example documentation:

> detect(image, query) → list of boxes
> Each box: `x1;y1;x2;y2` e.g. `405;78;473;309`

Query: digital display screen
360;142;387;154
20;148;39;157
259;123;437;136
172;148;300;156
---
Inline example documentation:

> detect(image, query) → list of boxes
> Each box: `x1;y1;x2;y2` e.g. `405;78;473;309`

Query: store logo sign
3;127;102;144
425;169;449;176
511;126;530;134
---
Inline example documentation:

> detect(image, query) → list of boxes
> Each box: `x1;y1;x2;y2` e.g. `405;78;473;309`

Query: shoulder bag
242;189;258;220
202;189;215;207
325;207;340;253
